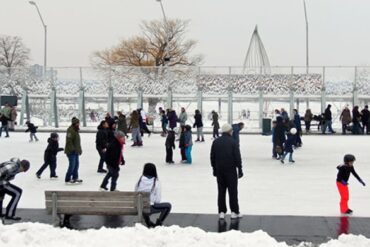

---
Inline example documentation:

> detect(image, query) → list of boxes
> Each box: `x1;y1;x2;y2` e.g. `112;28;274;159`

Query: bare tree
0;35;30;75
91;19;203;67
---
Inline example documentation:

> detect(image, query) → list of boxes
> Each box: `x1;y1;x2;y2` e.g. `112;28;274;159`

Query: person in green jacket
64;117;83;184
117;111;128;137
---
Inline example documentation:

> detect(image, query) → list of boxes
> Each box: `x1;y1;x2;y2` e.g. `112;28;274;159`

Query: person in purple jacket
167;109;178;130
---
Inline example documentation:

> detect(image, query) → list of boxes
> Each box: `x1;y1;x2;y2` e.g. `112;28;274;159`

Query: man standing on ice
64;117;83;184
336;154;365;215
0;158;30;220
210;123;243;219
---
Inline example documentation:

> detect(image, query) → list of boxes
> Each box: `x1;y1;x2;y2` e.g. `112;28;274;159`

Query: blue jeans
185;145;192;164
65;153;79;182
322;120;334;133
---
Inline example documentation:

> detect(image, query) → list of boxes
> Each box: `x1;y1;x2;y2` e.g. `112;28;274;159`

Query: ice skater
280;128;296;164
165;130;175;164
184;125;193;164
0;158;30;221
135;163;172;227
25;121;39;142
36;133;64;179
336;154;366;215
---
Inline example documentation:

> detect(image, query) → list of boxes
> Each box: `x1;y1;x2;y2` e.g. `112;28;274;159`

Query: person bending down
135;163;172;227
0;158;30;220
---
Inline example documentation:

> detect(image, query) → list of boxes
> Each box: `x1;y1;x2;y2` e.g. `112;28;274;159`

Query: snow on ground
0;132;370;217
1;222;370;247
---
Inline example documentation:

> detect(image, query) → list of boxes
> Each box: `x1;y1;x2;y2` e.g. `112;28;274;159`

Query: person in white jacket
135;163;171;227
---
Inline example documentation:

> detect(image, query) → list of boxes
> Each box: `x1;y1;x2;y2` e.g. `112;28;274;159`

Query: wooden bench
45;191;150;227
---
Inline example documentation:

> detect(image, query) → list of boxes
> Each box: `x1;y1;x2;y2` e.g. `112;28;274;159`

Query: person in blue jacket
293;109;302;147
231;122;245;146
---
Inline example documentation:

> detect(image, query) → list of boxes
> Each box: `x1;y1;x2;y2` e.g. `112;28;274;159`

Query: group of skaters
295;104;370;135
0;102;17;138
272;108;303;164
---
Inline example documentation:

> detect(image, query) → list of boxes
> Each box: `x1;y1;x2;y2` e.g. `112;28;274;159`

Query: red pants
336;182;349;213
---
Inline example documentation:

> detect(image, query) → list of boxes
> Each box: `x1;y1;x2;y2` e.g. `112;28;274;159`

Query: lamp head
29;1;36;5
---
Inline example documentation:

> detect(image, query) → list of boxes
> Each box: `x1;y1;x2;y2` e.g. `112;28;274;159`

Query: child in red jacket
336;154;366;215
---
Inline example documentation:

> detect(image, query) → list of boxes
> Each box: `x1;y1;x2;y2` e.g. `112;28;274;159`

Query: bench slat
45;197;150;203
46;207;141;215
45;201;137;208
45;191;149;198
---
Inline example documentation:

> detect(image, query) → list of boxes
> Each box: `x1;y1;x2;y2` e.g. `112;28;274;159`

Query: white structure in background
242;26;271;74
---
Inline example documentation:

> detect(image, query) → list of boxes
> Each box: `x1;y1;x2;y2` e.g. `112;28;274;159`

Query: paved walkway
4;209;370;245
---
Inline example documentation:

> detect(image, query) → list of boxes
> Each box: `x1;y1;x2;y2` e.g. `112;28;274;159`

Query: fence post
20;89;30;125
353;66;359;107
49;68;58;128
167;86;173;109
197;88;203;113
227;89;233;124
78;67;87;127
321;66;326;113
258;89;263;129
137;88;143;109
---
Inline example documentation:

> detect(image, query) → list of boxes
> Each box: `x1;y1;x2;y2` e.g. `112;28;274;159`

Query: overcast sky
1;0;369;67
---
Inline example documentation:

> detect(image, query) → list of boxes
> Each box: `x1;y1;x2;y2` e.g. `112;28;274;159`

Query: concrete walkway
4;209;370;245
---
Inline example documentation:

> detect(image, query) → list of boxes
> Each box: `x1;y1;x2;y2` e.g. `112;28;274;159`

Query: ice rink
0;132;369;217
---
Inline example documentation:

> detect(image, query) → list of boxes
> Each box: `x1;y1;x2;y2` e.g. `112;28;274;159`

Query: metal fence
1;66;369;129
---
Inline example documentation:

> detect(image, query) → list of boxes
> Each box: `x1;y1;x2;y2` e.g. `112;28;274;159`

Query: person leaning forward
210;123;243;220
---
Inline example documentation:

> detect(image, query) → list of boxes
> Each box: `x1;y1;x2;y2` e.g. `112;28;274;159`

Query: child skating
25;121;38;142
36;133;64;179
336;154;366;215
280;128;296;164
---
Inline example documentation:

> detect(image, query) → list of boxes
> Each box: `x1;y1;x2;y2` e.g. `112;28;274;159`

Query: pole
303;0;309;74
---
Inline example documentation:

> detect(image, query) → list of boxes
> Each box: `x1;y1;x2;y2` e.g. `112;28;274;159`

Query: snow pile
0;223;289;247
1;222;370;247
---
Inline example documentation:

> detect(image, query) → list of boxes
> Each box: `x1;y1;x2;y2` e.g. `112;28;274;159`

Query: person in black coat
25;121;38;142
361;105;370;134
179;126;187;162
273;116;286;156
0;114;9;138
322;104;335;134
96;120;109;173
193;109;204;142
100;131;125;191
210;123;243;219
36;133;64;178
352;106;362;135
165;130;175;164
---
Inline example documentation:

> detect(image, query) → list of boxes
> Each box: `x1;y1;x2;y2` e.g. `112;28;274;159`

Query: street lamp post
29;1;47;77
303;0;309;74
156;0;170;64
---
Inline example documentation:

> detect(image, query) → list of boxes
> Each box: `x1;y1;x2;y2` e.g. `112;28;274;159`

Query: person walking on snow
25;121;39;142
193;109;204;142
336;154;366;215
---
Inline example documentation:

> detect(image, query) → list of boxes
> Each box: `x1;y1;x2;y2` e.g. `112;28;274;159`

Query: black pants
216;171;239;214
362;122;369;134
180;148;187;161
141;123;151;136
144;202;172;224
165;146;173;162
36;160;57;177
101;166;120;191
305;121;311;131
97;148;106;171
213;126;219;138
0;184;22;217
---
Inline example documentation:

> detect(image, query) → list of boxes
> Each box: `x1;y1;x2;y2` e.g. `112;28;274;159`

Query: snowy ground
1;222;370;247
0;132;369;217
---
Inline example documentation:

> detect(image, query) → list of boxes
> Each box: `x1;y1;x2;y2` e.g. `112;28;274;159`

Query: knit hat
221;123;233;133
50;132;59;139
20;160;30;172
290;128;297;135
71;117;80;125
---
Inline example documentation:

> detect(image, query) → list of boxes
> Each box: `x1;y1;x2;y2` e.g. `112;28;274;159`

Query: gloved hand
120;159;125;166
213;169;217;177
238;168;243;179
360;179;366;186
341;180;348;186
